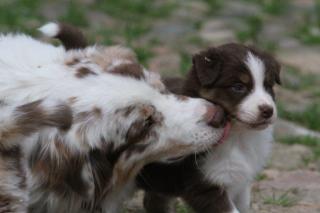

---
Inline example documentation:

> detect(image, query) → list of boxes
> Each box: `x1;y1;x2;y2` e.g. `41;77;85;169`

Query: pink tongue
215;122;231;146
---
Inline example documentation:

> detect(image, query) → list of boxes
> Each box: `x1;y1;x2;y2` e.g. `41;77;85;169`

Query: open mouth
216;121;231;145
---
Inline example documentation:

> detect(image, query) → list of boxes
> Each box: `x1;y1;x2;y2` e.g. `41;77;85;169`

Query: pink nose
203;104;226;128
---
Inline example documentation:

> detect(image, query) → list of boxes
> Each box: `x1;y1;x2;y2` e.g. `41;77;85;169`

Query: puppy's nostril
204;105;226;128
259;105;273;119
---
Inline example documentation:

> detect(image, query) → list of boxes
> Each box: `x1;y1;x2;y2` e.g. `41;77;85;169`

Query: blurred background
1;0;319;212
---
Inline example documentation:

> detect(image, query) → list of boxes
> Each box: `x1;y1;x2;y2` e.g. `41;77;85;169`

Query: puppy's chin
233;118;273;131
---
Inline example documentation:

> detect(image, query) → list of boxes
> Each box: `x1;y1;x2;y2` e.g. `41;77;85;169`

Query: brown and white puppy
138;44;281;213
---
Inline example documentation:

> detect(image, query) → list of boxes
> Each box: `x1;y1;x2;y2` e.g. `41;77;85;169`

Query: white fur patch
245;52;265;86
38;22;59;37
237;52;277;124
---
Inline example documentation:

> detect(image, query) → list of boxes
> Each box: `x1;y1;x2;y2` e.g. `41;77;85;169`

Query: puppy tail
39;22;88;50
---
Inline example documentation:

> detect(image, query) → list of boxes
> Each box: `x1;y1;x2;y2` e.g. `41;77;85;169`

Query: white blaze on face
237;52;277;124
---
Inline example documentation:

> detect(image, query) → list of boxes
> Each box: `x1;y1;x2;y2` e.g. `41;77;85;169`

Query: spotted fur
0;30;227;213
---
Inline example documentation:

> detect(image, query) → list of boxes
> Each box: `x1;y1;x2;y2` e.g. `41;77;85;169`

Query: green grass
123;24;150;45
0;0;43;34
95;0;175;22
91;0;176;51
179;52;192;76
282;67;320;91
279;136;320;159
236;15;263;43
133;46;153;65
203;0;223;13
294;0;320;45
176;202;193;213
59;0;88;27
261;0;289;15
92;23;149;47
186;35;205;46
240;0;289;15
294;25;320;45
313;90;320;98
263;190;299;207
259;40;278;53
278;102;320;131
255;173;268;181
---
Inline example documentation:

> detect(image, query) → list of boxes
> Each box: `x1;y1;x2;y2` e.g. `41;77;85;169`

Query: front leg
230;184;251;213
182;183;237;213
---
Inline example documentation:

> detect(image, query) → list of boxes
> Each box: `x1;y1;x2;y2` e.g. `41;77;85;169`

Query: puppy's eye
230;83;247;93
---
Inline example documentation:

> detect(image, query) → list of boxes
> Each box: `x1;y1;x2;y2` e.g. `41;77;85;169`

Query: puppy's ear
192;48;222;87
265;55;281;85
273;60;281;85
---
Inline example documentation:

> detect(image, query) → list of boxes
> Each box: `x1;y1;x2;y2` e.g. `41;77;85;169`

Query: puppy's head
190;43;281;130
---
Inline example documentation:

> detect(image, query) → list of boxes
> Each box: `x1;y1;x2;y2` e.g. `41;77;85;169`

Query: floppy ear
273;60;281;85
192;48;222;87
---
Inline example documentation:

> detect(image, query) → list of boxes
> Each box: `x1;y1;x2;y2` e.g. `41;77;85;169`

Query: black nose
259;105;273;119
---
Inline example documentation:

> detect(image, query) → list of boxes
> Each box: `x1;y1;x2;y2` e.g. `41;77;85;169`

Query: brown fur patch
0;100;74;142
75;107;103;122
15;100;45;135
239;73;251;84
75;67;97;78
16;100;73;130
175;95;189;101
126;119;152;145
68;96;78;105
29;136;88;196
56;23;88;50
46;104;73;131
73;107;103;149
0;147;26;190
0;101;43;142
90;46;137;72
65;57;80;66
92;107;102;118
109;63;144;80
115;106;135;117
0;146;27;212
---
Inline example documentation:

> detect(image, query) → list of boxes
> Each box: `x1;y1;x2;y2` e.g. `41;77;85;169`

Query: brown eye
230;83;247;93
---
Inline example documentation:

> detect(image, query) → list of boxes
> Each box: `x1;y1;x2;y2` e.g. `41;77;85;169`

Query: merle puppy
0;24;228;213
137;44;281;213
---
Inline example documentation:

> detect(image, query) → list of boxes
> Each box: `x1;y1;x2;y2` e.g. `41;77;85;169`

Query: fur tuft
38;22;60;38
39;22;88;50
